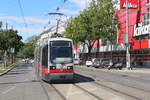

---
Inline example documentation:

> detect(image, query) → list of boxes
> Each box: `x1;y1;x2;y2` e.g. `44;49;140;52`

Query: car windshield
102;59;109;61
94;58;102;61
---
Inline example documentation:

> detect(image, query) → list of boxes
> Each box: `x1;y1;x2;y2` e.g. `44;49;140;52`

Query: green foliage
17;43;34;58
63;0;118;55
0;25;23;65
17;35;39;59
0;29;23;53
0;21;2;29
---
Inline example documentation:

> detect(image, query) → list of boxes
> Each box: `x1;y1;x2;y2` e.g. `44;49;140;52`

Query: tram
34;36;74;82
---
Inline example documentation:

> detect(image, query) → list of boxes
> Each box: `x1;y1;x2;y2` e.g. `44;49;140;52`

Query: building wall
117;0;150;49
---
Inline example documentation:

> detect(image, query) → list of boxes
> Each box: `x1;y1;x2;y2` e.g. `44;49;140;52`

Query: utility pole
6;22;8;30
56;19;61;34
47;12;64;36
125;0;131;69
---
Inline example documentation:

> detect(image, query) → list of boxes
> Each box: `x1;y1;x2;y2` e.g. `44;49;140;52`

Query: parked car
74;59;80;65
85;59;93;67
92;58;104;68
107;59;124;70
101;59;111;67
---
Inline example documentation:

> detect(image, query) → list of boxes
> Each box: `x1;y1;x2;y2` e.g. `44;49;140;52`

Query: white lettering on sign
133;23;150;37
123;2;137;8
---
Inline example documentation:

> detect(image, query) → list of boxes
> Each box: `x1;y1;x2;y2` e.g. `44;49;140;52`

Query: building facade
117;0;150;48
76;0;150;67
116;0;150;66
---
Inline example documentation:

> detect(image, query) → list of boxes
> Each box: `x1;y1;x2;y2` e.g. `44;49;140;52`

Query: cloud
0;14;49;24
16;26;43;35
59;9;79;15
69;0;92;9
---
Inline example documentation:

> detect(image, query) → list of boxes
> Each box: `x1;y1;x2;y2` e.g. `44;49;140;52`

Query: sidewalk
102;67;150;74
78;65;150;74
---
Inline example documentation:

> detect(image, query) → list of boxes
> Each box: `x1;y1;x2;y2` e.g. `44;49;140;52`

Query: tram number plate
60;75;66;78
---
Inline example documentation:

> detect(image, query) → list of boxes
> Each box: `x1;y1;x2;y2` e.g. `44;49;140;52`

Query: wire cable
17;0;28;29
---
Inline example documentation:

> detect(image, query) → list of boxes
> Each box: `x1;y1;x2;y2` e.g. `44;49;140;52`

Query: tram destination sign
120;0;138;9
133;23;150;37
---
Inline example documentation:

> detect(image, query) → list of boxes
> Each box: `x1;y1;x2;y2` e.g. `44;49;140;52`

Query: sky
0;0;91;41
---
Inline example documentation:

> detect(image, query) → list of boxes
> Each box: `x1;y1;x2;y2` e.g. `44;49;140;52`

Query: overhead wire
42;0;69;33
43;0;66;29
17;0;28;30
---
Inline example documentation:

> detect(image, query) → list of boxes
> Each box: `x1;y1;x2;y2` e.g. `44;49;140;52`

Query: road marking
2;86;16;94
24;78;29;82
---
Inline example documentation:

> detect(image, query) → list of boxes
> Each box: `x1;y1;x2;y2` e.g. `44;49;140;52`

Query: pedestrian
130;58;136;70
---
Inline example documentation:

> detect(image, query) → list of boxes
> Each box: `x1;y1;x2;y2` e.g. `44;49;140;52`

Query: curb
0;64;16;76
77;65;150;74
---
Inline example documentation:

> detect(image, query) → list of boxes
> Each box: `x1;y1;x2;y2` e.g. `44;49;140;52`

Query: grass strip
0;64;16;73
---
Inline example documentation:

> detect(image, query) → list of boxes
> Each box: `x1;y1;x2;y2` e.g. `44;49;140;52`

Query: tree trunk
4;51;7;67
88;46;92;59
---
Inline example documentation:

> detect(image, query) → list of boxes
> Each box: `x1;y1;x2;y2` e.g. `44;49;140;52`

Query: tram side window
42;45;48;68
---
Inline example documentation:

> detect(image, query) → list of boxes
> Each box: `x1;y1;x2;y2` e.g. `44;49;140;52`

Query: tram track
75;72;143;100
50;84;67;100
39;80;51;100
76;69;150;93
35;70;52;100
36;70;150;100
49;78;103;100
73;75;103;100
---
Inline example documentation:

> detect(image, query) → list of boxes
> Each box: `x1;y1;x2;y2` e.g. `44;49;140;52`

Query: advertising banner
120;0;139;10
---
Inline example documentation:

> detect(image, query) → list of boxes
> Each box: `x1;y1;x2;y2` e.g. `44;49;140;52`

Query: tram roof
37;37;72;47
49;37;72;42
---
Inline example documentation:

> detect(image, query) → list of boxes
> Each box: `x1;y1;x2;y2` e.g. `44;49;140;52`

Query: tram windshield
50;41;73;64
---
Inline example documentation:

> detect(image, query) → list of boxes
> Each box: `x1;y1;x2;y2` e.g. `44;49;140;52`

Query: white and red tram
34;37;74;82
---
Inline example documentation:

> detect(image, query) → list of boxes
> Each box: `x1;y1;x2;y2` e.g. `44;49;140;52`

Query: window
51;41;71;47
143;13;150;25
42;45;48;68
50;41;73;64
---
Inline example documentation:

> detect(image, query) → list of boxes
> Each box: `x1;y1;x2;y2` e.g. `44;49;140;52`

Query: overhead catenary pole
47;12;64;35
56;19;60;34
125;0;131;69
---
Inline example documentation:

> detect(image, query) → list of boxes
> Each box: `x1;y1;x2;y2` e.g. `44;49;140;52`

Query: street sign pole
126;0;131;69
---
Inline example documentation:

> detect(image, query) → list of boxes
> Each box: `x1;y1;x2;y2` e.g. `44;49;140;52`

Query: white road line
24;78;29;82
2;86;16;94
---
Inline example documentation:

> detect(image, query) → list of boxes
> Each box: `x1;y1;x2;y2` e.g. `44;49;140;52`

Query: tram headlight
67;66;73;69
50;66;56;70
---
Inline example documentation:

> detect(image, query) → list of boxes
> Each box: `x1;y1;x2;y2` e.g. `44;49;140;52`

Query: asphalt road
0;62;150;100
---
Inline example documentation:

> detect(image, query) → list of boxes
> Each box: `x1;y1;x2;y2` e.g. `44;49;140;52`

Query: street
0;62;150;100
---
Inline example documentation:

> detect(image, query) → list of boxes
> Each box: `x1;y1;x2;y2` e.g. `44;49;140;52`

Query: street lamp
125;0;131;69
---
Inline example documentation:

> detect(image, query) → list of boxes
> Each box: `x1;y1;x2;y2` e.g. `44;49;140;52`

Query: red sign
120;0;139;9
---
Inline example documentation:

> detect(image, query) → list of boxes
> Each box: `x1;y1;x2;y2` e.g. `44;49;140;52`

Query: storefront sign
120;0;138;9
133;23;150;37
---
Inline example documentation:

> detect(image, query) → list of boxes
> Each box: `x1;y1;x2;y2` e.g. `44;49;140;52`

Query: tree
0;21;2;30
64;10;98;59
63;0;118;59
0;29;23;65
17;35;39;59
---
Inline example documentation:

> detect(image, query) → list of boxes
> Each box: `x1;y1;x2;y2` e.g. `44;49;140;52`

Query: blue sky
0;0;90;41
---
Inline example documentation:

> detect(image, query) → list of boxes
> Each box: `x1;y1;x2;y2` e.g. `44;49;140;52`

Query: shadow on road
49;73;95;84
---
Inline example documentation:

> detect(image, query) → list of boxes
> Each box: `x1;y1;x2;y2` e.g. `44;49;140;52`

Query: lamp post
125;0;131;69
